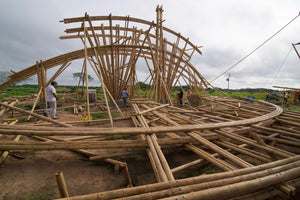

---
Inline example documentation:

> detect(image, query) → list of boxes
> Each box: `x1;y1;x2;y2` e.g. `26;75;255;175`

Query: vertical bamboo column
83;16;91;120
36;61;47;105
109;14;116;98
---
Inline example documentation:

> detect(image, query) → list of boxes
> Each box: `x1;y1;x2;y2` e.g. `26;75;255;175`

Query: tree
72;72;94;81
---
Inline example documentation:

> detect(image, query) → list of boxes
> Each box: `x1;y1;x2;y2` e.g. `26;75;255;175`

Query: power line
210;13;300;84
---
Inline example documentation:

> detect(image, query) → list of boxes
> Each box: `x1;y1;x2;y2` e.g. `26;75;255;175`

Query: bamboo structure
0;6;300;200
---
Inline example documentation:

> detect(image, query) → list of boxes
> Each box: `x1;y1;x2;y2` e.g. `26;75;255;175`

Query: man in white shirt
44;81;60;119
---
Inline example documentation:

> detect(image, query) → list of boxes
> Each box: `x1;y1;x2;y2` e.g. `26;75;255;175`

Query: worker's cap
51;81;58;85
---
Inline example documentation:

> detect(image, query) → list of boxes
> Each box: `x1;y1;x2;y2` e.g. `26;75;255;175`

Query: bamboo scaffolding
84;16;124;119
2;10;300;200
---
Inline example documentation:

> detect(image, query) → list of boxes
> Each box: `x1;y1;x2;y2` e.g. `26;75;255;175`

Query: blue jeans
123;97;127;105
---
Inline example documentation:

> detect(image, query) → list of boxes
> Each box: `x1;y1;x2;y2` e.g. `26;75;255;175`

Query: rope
271;46;293;87
210;13;300;84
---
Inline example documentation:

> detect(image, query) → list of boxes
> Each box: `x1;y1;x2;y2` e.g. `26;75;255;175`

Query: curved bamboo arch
0;8;209;104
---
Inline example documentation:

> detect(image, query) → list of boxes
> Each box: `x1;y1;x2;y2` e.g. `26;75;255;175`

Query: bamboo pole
0;102;73;128
0;119;20;164
160;167;300;200
138;104;169;115
27;87;43;121
131;115;161;182
83;18;91;121
133;104;168;182
252;125;300;139
215;129;294;158
0;137;200;151
112;161;300;200
188;132;253;168
55;156;300;200
0;100;18;117
140;104;238;171
55;171;69;198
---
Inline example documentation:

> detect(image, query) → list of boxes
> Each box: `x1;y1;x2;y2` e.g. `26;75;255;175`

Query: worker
121;87;129;106
186;90;192;102
44;81;60;119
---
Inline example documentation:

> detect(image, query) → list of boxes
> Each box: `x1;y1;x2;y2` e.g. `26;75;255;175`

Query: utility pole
226;73;230;90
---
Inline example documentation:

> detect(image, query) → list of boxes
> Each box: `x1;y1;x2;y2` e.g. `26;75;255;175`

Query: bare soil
0;108;138;200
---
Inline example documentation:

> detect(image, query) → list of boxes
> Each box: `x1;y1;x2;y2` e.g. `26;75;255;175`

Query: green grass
91;112;118;120
1;85;299;111
27;191;54;200
1;86;39;101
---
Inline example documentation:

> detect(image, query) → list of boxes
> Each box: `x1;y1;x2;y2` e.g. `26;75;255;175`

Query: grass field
1;85;299;111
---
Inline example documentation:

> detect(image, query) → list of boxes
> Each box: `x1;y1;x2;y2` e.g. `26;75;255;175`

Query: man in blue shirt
121;87;129;106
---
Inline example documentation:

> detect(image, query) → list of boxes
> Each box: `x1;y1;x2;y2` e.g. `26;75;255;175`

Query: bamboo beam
138;104;169;115
0;136;202;151
160;167;300;200
215;129;294;158
55;156;300;200
0;119;20;164
0;102;73;128
0;100;18;117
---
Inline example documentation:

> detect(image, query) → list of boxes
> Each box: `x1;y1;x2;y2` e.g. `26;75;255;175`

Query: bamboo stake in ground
55;171;69;198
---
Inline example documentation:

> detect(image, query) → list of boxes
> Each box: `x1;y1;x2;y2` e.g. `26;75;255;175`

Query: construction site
0;6;300;200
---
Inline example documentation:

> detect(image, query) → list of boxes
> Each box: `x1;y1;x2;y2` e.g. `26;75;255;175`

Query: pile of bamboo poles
0;96;299;199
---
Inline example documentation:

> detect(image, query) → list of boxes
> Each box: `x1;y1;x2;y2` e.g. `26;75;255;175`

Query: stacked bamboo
54;156;300;200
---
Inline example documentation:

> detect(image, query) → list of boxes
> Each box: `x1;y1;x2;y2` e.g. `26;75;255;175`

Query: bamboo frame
0;8;300;200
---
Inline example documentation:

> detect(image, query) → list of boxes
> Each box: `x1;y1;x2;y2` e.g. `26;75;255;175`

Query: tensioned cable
271;46;293;87
210;12;300;84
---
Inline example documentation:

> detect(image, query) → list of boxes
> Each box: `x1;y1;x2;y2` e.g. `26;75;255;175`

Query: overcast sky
0;0;299;89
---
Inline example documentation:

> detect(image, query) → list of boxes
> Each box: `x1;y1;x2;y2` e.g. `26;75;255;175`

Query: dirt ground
0;107;220;200
0;107;138;200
